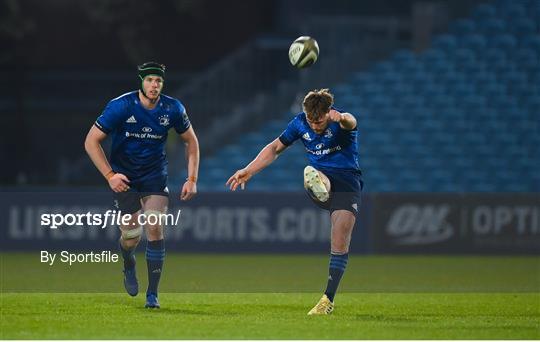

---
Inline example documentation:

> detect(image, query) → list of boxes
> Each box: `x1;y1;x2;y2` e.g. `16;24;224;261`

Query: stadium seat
513;48;538;68
488;34;517;50
453;48;477;66
432;34;458;51
477;18;507;35
461;34;488;51
507;18;537;35
522;35;540;50
481;48;507;62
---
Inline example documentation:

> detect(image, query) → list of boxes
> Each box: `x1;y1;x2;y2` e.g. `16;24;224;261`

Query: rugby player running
85;62;199;308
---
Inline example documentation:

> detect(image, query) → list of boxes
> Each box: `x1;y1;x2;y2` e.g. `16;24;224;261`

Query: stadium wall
1;191;537;254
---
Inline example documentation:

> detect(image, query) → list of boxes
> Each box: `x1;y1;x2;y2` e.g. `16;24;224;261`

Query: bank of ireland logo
142;127;152;133
159;115;170;126
316;143;324;149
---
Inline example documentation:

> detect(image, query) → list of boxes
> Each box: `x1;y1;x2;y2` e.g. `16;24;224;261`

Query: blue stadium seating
194;0;539;192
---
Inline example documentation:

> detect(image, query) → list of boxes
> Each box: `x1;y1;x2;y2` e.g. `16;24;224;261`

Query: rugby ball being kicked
288;36;319;68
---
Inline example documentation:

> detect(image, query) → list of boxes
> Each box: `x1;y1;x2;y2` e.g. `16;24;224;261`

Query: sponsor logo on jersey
142;127;152;133
182;112;189;125
302;132;311;141
306;145;342;156
316;143;325;149
126;115;137;123
125;131;163;140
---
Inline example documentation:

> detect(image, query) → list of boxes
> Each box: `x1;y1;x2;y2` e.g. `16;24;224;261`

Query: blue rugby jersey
279;109;360;172
94;91;190;182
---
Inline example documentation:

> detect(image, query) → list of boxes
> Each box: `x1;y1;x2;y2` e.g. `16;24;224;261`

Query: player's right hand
108;173;130;193
328;109;343;122
226;168;252;191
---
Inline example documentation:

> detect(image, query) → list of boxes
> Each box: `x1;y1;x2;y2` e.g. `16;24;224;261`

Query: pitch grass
1;253;539;292
1;292;539;339
1;254;539;338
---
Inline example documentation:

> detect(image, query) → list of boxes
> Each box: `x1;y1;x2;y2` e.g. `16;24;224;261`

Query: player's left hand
226;168;252;191
328;109;343;122
180;180;197;201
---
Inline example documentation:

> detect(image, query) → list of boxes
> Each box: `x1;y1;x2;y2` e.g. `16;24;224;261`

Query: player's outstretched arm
226;138;287;191
179;126;200;201
84;125;130;192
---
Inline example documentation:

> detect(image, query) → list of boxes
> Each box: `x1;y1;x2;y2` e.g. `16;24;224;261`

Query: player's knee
120;225;143;240
143;210;164;238
146;225;163;239
121;235;141;249
142;210;164;225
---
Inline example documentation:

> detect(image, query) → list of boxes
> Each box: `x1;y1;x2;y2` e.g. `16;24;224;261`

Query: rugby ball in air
288;36;319;68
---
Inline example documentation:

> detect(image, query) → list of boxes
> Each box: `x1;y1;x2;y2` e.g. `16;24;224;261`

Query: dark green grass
1;293;538;339
1;253;538;292
1;254;539;339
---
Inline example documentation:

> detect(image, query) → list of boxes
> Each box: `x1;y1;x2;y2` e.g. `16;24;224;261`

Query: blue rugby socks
324;252;349;302
119;241;136;270
146;239;165;296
